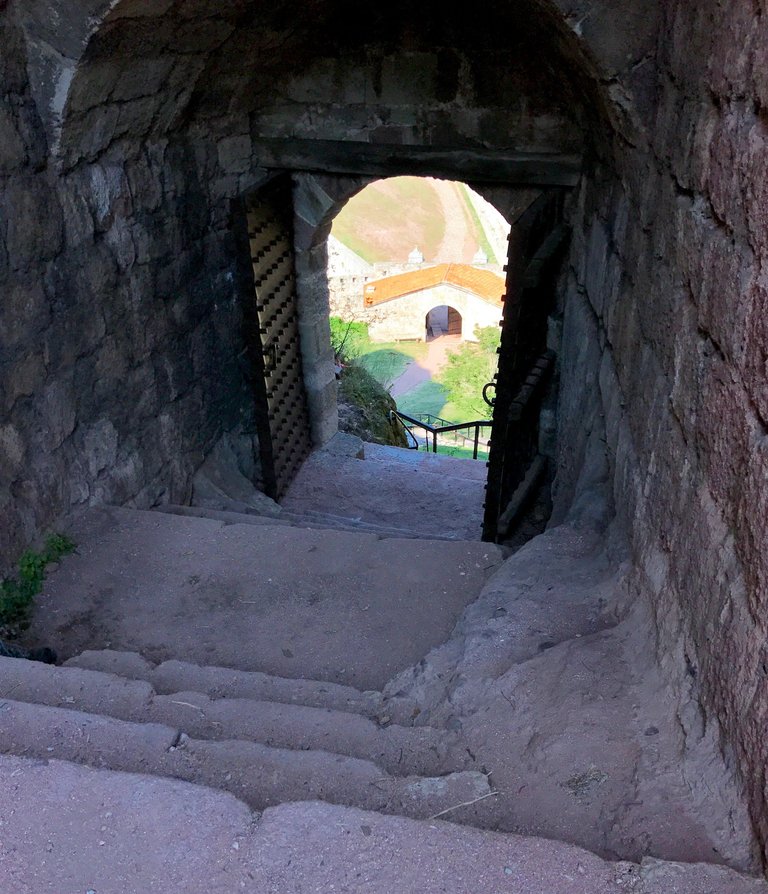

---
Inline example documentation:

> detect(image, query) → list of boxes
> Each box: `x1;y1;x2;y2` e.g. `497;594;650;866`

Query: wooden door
447;307;462;336
482;190;568;542
245;178;312;501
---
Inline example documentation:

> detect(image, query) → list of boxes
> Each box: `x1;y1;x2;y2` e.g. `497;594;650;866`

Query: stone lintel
252;138;582;187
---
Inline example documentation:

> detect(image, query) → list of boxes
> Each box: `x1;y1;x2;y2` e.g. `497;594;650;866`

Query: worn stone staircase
1;443;767;892
0;650;488;818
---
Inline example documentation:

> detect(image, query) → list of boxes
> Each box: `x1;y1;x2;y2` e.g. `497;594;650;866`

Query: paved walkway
432;179;476;262
389;334;462;399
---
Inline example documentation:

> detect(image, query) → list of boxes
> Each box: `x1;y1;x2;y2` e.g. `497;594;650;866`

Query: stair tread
282;450;485;540
65;649;417;723
0;655;463;776
32;507;503;691
3;754;766;894
158;503;461;541
362;442;489;481
0;698;491;819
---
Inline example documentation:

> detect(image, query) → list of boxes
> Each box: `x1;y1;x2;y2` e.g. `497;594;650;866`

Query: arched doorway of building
425;305;463;340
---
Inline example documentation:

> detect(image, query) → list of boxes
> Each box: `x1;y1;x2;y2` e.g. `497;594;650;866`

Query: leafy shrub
0;534;75;629
434;326;499;420
329;317;370;363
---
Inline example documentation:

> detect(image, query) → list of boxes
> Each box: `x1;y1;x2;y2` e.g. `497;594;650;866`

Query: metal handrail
400;418;421;450
392;410;492;460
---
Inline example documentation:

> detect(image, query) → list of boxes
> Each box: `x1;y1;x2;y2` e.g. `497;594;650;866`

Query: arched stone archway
4;0;641;546
426;305;462;340
23;0;620;464
290;172;541;443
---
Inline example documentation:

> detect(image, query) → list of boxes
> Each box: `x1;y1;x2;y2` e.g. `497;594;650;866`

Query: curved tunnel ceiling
16;0;662;166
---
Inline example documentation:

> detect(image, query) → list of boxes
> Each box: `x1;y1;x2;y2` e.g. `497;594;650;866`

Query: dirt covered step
32;508;502;691
145;691;469;777
0;656;469;777
281;450;486;540
64;649;419;724
0;699;493;820
155;503;461;541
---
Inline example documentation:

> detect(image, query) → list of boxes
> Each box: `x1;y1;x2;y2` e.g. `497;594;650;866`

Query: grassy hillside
332;176;504;265
457;183;499;265
333;177;445;264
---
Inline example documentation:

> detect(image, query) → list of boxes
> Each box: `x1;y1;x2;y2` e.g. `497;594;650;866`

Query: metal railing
391;410;493;460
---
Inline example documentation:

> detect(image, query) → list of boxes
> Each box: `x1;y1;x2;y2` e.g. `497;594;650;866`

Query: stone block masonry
0;17;256;570
553;0;768;858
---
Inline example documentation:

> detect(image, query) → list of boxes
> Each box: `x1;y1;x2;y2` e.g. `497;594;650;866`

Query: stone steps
156;503;463;541
0;654;465;777
281;447;486;540
29;507;503;691
180;439;489;541
0;697;490;818
6;756;767;894
13;501;761;876
66;648;417;722
362;442;489;481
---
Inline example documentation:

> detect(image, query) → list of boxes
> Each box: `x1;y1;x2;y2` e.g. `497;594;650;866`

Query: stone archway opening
41;0;597;529
426;306;462;340
314;174;512;444
25;0;606;544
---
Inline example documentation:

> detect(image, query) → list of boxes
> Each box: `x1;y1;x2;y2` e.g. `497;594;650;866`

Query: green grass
333;177;446;263
458;183;499;265
433;332;498;421
440;399;492;423
396;381;449;418
357;341;428;389
357;349;413;388
332;317;429;390
333;176;506;267
371;340;428;361
437;443;490;461
393;326;499;424
333;316;499;435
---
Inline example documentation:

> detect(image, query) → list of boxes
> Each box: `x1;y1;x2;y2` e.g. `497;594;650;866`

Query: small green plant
41;533;76;563
329;317;369;363
0;533;75;629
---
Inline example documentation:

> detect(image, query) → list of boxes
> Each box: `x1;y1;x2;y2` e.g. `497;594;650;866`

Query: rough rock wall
0;15;257;570
253;46;581;153
554;1;768;858
0;15;51;568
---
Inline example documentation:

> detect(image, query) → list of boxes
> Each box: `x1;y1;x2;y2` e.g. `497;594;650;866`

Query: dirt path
389;334;462;399
432;180;475;262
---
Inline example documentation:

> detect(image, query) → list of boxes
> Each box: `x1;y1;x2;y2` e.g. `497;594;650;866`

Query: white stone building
360;264;505;343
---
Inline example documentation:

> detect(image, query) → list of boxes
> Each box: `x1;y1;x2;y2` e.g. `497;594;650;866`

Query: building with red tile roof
363;264;505;308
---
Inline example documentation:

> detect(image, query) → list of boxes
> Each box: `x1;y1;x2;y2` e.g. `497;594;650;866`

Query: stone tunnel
2;0;768;874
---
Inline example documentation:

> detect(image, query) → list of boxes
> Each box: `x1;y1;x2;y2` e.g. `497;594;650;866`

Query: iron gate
245;178;312;501
482;190;569;542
